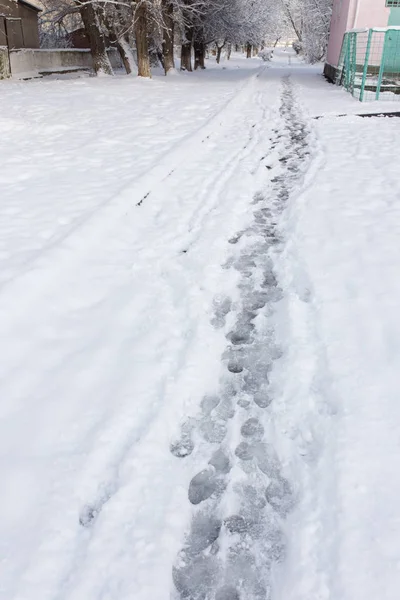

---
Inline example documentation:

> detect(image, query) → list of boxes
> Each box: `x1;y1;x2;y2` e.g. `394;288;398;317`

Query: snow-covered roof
18;0;41;11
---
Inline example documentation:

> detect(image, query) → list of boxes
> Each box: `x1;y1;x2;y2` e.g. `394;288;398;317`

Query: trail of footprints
171;78;310;600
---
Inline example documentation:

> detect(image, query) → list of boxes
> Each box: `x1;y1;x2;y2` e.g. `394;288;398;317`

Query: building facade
325;0;400;79
0;0;40;50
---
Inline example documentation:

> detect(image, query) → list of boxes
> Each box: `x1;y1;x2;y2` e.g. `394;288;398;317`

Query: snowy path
2;54;400;600
171;75;311;600
0;62;287;600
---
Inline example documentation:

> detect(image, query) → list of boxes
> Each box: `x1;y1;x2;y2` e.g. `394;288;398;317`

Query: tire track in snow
46;75;273;600
171;76;311;600
0;69;264;294
73;86;270;534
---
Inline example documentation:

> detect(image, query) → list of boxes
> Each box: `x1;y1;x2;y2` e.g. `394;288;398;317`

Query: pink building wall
326;0;391;67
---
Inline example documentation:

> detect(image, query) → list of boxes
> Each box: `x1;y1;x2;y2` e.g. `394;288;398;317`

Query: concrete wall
326;0;391;68
9;47;123;77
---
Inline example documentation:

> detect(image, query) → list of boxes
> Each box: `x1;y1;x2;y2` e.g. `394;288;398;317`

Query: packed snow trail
171;76;311;600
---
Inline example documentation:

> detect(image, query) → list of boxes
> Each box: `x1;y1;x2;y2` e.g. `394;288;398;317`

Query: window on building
387;0;400;6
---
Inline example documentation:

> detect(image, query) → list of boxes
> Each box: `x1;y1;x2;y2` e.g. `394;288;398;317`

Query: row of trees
282;0;333;63
40;0;332;77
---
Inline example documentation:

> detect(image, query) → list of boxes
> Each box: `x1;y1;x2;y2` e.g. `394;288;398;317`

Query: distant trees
38;0;332;78
179;0;279;69
281;0;332;62
302;0;332;62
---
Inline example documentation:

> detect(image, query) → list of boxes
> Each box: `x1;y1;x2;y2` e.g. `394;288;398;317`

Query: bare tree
103;3;136;74
133;1;151;76
39;0;329;80
79;1;114;75
215;38;226;63
162;0;175;73
193;37;205;69
40;0;132;75
281;0;332;62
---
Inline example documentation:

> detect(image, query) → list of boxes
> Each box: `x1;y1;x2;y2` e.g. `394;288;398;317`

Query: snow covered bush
259;48;273;62
292;40;302;55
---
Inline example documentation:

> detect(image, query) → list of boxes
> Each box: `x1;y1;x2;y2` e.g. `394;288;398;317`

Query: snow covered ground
1;50;400;600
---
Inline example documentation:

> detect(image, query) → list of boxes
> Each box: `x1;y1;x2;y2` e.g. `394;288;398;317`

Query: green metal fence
337;27;400;101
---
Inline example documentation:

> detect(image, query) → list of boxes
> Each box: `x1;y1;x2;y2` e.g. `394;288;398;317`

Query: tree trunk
103;6;136;75
157;50;165;69
106;25;136;75
227;44;232;60
116;37;136;74
134;1;151;77
194;40;205;69
162;0;175;74
181;42;192;71
80;2;114;75
180;25;193;71
246;43;252;59
253;46;258;57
